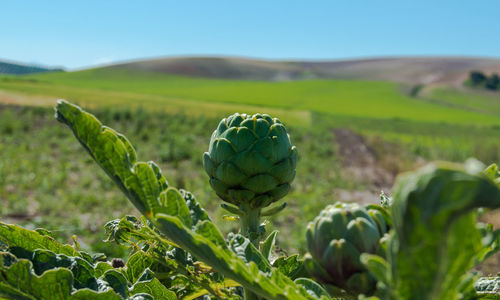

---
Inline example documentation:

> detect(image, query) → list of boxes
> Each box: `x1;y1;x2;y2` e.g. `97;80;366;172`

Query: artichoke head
305;202;389;295
203;113;297;209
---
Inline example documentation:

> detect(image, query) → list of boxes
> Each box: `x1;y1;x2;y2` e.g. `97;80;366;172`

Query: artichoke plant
304;202;389;296
203;113;297;211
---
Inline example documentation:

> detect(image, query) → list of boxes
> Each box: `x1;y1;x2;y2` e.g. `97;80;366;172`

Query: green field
1;67;500;263
2;67;500;126
0;106;350;257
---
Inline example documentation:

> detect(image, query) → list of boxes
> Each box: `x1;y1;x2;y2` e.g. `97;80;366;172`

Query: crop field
3;68;500;125
2;68;500;163
0;63;500;299
0;105;351;256
2;68;500;271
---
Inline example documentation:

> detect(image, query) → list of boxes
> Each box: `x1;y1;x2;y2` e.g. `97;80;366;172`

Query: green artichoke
203;113;297;210
305;202;389;295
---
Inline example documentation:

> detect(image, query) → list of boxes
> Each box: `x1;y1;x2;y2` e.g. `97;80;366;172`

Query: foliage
2;101;500;299
362;161;500;300
466;70;499;91
486;74;500;91
469;71;487;86
0;223;176;300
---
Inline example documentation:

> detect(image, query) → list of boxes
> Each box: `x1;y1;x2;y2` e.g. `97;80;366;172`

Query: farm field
2;67;500;126
4;2;500;297
1;65;500;263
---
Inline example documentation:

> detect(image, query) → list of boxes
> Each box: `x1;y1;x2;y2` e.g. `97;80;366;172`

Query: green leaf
261;230;278;261
0;222;79;257
71;289;124;300
181;189;210;226
475;277;500;297
31;249;96;289
55;100;166;216
94;262;114;278
228;234;272;273
155;214;315;299
360;253;389;286
484;164;500;180
99;269;129;299
294;278;331;299
476;223;500;264
124;251;154;284
389;162;500;300
0;259;73;300
272;255;305;280
130;277;176;300
160;188;192;228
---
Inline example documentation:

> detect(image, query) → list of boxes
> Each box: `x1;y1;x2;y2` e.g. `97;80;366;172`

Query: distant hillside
107;56;500;85
297;57;500;85
0;61;63;75
110;57;307;81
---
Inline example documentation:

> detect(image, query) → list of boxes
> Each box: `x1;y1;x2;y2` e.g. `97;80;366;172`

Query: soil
332;128;396;204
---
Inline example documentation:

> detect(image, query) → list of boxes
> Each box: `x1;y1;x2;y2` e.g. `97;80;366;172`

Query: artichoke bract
305;202;389;295
203;113;297;210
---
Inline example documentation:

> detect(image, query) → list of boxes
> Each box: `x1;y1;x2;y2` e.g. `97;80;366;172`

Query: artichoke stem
239;205;262;247
239;205;262;300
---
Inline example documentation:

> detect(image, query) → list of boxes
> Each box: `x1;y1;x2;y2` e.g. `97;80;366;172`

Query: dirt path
332;128;397;204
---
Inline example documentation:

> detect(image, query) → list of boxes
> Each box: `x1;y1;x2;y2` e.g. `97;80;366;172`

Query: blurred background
1;1;500;269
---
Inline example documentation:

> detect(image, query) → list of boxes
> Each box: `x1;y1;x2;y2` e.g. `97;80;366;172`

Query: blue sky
2;1;499;69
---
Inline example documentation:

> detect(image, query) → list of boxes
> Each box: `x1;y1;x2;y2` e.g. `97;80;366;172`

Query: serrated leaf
160;188;192;228
475;276;500;297
125;251;154;284
0;222;79;257
31;249;97;289
99;269;129;299
130;277;176;300
181;190;211;226
0;259;73;300
155;214;315;299
389;162;500;300
71;289;124;300
294;278;331;299
228;234;272;273
261;230;277;261
194;220;227;249
55;100;166;216
94;262;114;278
272;254;305;280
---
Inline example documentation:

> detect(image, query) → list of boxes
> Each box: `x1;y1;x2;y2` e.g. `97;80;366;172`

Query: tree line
467;70;500;91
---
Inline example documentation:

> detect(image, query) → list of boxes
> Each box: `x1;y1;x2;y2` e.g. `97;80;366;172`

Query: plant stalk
239;206;261;247
239;205;262;299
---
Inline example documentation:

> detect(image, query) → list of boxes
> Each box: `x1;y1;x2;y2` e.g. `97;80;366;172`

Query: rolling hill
0;60;63;75
1;64;499;127
108;56;500;85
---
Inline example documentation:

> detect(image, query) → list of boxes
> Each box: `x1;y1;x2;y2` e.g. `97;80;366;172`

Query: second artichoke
304;202;390;296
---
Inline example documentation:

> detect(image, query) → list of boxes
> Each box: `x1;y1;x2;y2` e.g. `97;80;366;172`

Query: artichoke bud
203;113;297;210
305;202;389;295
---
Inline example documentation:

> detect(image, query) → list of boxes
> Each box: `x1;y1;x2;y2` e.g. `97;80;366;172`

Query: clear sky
2;0;500;69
